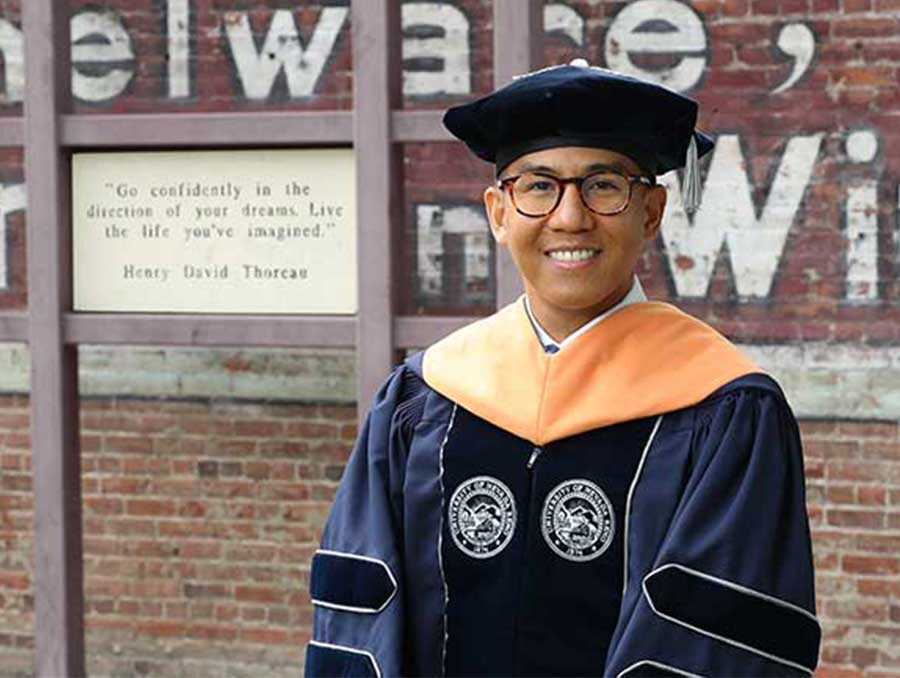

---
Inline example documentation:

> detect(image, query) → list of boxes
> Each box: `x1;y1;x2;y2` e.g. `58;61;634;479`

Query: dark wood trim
0;118;24;147
392;110;454;142
64;314;356;347
0;312;28;342
395;315;479;349
492;0;542;308
61;111;354;148
23;1;85;676
57;110;459;147
352;0;402;419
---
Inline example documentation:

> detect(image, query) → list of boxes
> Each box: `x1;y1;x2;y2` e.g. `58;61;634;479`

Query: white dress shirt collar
524;276;647;353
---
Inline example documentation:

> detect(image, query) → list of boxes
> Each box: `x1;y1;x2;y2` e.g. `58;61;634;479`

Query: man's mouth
546;248;600;262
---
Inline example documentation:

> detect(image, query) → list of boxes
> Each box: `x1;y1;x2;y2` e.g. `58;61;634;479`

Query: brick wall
0;394;359;677
1;397;898;675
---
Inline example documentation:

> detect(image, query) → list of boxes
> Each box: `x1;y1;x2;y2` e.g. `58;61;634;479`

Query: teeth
548;249;597;262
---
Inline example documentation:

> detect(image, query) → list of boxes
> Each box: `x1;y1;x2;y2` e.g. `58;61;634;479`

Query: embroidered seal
541;479;615;562
448;476;517;559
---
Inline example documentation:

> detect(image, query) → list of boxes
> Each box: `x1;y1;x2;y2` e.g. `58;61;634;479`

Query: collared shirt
524;276;647;354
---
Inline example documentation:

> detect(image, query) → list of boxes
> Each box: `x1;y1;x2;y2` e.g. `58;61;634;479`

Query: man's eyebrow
514;163;558;174
584;162;632;174
512;161;634;175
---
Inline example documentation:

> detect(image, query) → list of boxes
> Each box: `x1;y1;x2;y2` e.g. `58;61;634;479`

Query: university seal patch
541;479;615;562
448;476;517;559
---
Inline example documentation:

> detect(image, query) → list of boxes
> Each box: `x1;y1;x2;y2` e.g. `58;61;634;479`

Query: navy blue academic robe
305;302;820;678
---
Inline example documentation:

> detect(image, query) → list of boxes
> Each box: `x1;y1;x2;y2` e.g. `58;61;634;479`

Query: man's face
483;146;666;322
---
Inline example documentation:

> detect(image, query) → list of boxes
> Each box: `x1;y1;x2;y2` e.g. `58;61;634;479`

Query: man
305;62;820;677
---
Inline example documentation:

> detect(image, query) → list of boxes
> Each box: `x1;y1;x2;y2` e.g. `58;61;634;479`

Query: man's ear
642;184;667;241
483;185;509;245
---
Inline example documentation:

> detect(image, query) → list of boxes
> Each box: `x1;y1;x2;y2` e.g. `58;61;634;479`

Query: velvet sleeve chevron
605;375;821;677
305;364;428;678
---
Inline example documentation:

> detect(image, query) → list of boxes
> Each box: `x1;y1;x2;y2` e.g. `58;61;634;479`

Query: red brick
857;487;887;506
832;17;899;37
828;462;896;483
125;499;175;516
135;621;187;638
817;669;863;678
827;509;884;528
214;604;239;622
858;578;900;597
830;66;897;87
241;606;267;622
105;435;153;454
843;555;900;575
861;442;900;462
826;484;856;503
0;573;29;590
825;599;889;621
816;551;841;573
240;628;289;645
234;420;283;437
177;541;222;560
838;421;898;439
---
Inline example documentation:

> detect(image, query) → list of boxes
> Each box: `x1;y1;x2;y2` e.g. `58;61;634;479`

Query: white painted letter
844;129;880;301
544;4;585;46
167;0;190;98
71;10;135;103
772;23;816;94
0;183;26;289
402;3;470;96
661;134;823;298
225;8;348;100
416;204;490;301
0;20;24;104
605;0;706;92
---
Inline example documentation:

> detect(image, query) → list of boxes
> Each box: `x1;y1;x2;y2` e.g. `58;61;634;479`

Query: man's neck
527;280;634;344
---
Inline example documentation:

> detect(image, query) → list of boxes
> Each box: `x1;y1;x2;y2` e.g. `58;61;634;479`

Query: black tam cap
443;60;714;209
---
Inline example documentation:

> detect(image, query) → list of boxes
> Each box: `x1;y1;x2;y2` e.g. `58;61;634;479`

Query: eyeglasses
498;170;656;217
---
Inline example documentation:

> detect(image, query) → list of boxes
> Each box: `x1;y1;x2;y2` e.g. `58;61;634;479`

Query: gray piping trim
308;640;382;678
437;403;457;676
641;563;820;675
616;659;703;678
622;414;664;594
311;549;398;614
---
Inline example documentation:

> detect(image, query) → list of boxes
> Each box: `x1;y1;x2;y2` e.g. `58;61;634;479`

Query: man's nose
548;183;591;231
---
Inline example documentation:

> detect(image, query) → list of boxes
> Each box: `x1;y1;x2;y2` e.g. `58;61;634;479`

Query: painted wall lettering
545;3;585;47
0;183;26;290
416;204;491;304
604;0;707;92
772;23;816;94
167;0;191;99
844;129;880;301
0;19;23;104
661;134;823;298
224;7;348;100
402;2;471;96
71;10;136;103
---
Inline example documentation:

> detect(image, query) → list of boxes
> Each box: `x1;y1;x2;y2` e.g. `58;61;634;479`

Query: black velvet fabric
305;642;378;678
618;661;696;678
310;551;395;612
443;64;714;175
644;565;819;672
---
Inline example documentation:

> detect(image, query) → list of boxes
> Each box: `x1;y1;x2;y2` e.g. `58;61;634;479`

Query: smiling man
305;63;820;678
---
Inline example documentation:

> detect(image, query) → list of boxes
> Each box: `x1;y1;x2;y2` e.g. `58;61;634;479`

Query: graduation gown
305;300;820;678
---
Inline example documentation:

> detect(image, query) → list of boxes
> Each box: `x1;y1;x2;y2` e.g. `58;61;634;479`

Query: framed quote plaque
72;148;357;314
